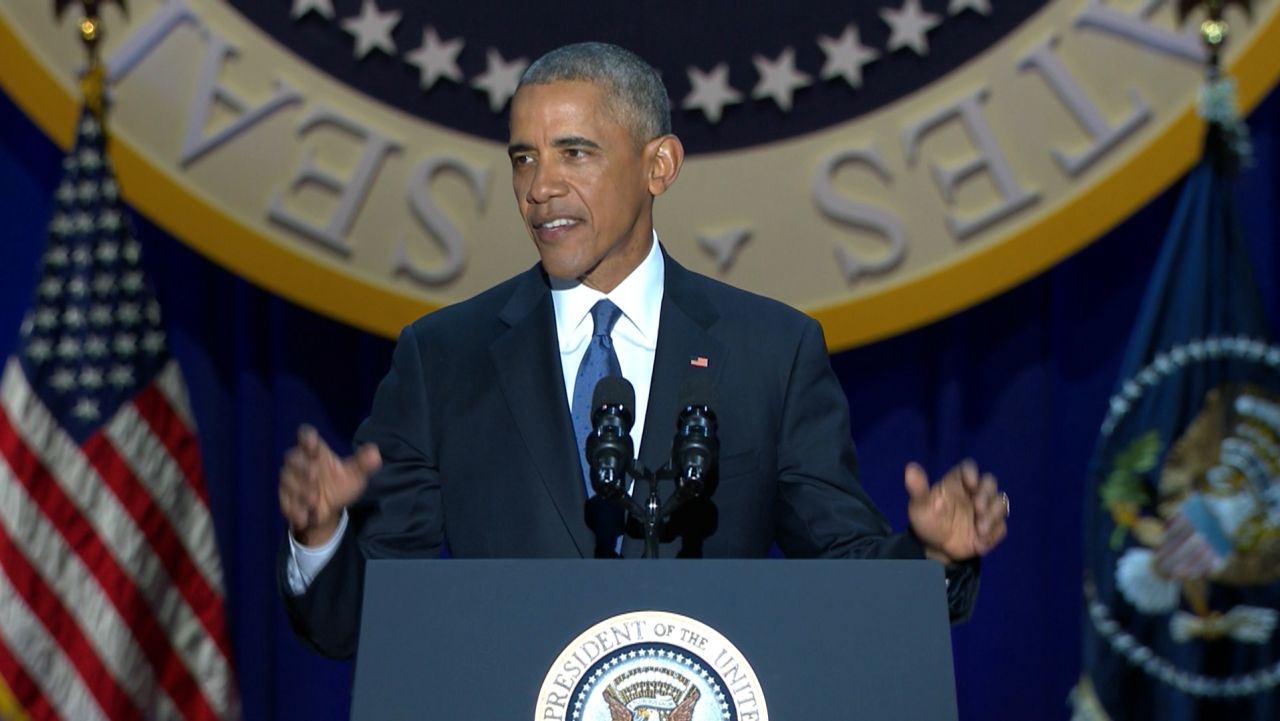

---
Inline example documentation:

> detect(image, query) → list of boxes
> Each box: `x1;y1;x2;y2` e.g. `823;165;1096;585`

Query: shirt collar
552;232;665;352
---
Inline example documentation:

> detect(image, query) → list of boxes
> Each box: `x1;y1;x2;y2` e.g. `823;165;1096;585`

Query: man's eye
565;148;587;159
511;154;533;166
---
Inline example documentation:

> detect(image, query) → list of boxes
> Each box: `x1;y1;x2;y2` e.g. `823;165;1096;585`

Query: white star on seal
405;27;464;91
949;0;992;16
341;0;401;59
291;0;334;20
818;24;880;89
698;226;751;271
751;47;811;111
472;48;528;113
881;0;942;56
682;63;742;123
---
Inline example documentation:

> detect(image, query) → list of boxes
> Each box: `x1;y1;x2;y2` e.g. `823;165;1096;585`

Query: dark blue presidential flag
1074;79;1280;721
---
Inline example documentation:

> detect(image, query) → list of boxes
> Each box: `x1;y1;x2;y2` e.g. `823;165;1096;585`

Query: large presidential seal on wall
2;1;1279;348
536;611;767;721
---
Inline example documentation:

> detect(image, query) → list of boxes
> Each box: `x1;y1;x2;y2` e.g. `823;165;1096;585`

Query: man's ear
646;135;685;197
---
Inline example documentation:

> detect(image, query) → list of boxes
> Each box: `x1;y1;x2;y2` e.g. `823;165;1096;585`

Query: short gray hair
518;42;671;144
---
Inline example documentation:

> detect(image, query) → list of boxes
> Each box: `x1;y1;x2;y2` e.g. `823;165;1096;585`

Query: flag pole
52;0;128;120
1177;0;1253;78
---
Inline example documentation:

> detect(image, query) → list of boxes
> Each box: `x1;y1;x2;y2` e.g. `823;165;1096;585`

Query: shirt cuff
284;511;349;596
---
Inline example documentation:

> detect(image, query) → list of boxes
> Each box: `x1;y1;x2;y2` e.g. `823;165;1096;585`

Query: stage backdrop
1;2;1278;720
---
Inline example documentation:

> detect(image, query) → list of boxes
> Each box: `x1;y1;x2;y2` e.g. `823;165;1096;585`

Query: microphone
670;376;718;501
586;376;635;501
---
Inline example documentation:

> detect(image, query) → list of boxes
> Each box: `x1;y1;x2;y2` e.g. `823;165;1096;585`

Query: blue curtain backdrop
1;79;1277;721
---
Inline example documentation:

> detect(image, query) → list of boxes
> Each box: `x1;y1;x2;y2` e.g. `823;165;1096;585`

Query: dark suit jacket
281;252;976;658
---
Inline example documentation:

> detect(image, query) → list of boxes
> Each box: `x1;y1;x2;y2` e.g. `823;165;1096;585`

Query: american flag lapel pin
689;356;709;368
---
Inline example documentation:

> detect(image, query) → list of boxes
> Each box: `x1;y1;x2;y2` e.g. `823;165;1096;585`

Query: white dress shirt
286;234;665;593
550;234;663;460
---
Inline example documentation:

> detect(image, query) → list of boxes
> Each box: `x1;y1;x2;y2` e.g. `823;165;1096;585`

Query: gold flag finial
1177;0;1254;73
52;1;128;117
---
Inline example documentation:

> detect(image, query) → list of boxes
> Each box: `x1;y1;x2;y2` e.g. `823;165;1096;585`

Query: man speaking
276;41;1009;659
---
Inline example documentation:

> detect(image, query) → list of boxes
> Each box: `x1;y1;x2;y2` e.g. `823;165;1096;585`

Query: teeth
541;218;573;229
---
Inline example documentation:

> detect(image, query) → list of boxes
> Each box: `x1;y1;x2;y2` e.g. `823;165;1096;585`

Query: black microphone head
672;374;718;501
592;375;635;411
592;375;635;432
586;375;634;497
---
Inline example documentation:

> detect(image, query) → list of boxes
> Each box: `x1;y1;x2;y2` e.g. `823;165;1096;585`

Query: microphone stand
608;463;704;559
589;397;716;559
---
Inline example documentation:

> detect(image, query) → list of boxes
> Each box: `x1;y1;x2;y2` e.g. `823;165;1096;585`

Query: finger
973;474;998;507
974;478;1002;535
352;443;382;477
278;469;317;518
976;519;1007;555
297;424;321;457
336;445;381;497
279;459;316;498
903;462;930;501
278;483;309;531
278;464;304;495
976;474;1001;508
283;447;310;476
959;459;980;492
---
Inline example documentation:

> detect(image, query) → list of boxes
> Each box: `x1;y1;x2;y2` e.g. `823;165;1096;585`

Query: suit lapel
624;255;727;558
490;268;592;557
638;256;727;479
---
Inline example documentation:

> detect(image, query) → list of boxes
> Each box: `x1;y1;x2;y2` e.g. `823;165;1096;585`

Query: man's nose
527;160;566;203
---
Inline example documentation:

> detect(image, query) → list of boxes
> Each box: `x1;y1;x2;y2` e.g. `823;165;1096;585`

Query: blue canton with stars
16;109;168;444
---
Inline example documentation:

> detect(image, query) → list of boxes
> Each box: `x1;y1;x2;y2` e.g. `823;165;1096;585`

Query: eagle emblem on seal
1103;384;1280;643
602;668;701;721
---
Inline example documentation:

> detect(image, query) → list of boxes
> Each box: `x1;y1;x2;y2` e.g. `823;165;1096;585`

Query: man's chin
538;259;589;289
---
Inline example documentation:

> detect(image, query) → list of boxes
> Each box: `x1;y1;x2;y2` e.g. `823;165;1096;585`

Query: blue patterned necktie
570;299;626;556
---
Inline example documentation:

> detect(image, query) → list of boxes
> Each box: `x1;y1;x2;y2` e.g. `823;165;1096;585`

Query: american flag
0;107;240;721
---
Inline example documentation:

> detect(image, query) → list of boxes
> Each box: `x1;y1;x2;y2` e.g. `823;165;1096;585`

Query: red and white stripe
0;358;239;721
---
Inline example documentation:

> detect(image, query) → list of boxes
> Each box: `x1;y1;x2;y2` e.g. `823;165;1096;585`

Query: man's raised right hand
278;425;381;547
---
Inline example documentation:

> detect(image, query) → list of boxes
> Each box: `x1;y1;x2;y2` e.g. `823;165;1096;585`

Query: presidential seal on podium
536;610;768;721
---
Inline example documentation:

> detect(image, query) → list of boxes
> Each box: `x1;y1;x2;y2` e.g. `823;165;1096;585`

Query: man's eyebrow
552;136;600;150
506;136;601;157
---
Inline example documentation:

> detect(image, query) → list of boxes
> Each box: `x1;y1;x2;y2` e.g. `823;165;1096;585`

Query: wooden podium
351;559;958;720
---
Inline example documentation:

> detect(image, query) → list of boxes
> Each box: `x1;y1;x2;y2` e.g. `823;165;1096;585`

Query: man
278;42;1009;659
